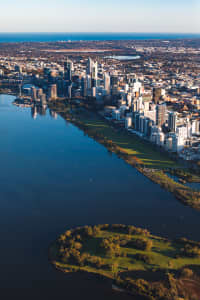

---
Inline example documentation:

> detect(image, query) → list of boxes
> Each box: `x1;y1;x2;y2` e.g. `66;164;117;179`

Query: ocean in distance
0;32;200;42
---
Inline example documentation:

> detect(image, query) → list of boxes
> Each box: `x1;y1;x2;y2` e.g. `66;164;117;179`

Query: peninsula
49;224;200;300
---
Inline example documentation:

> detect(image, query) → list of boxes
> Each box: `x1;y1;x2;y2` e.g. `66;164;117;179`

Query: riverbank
48;100;200;211
49;224;200;300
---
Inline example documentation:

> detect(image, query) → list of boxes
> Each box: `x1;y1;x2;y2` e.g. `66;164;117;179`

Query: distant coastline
0;32;200;43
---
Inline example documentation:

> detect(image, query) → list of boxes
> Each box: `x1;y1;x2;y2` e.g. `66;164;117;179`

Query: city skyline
0;0;199;33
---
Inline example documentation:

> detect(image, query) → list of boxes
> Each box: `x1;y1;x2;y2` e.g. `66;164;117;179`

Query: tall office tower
134;113;140;131
31;87;37;101
153;87;162;104
81;76;87;97
64;58;73;81
87;58;94;75
57;79;65;97
168;111;177;132
92;78;99;89
156;103;167;127
48;84;57;100
91;62;98;80
86;75;91;90
110;74;118;87
92;87;96;98
37;88;43;99
147;120;153;138
143;101;150;112
135;97;143;112
132;78;143;96
67;85;72;99
104;73;110;94
87;58;98;88
127;93;132;107
110;75;119;95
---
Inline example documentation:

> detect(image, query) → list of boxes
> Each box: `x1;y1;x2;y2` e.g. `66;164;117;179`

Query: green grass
48;101;200;210
50;228;200;277
49;224;200;300
73;109;180;169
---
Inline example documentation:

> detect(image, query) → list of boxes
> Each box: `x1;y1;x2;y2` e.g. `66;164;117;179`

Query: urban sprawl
0;39;200;161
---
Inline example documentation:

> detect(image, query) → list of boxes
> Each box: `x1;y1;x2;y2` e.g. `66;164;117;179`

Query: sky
0;0;199;33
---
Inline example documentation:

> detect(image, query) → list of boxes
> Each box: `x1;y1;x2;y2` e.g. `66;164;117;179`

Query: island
49;224;200;300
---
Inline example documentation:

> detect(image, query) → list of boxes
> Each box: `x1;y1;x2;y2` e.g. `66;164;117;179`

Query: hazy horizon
0;31;199;35
0;0;199;33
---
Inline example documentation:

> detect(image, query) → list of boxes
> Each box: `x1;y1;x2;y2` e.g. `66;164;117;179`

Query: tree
111;261;119;278
181;268;193;278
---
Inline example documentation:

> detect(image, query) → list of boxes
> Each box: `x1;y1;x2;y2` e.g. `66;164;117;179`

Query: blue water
106;55;141;60
0;32;200;43
1;94;200;299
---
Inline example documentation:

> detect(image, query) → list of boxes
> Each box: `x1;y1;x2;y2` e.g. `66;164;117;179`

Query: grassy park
49;224;200;300
48;100;200;210
73;108;179;169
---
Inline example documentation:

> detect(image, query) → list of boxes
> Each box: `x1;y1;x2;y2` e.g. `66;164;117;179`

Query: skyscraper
87;58;93;75
87;58;98;83
168;111;177;132
91;62;98;80
110;75;118;95
104;73;110;94
81;76;87;97
156;103;167;127
153;87;162;104
64;58;73;81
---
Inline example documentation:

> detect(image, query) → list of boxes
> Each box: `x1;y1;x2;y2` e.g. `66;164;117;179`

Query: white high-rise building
87;58;93;75
87;58;98;80
92;62;98;80
176;126;188;140
125;116;132;129
143;101;150;112
104;73;110;94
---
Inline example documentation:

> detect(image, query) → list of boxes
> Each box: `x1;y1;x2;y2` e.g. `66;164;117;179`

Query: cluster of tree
148;170;200;209
134;253;153;264
57;224;153;266
86;255;106;269
100;224;150;236
175;237;200;258
57;225;107;267
100;235;153;257
180;244;200;258
116;272;189;300
176;237;200;248
127;225;150;237
167;168;198;182
116;277;167;300
125;238;153;252
100;237;121;258
58;225;101;246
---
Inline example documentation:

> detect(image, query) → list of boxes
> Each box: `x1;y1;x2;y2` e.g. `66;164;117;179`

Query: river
1;94;200;299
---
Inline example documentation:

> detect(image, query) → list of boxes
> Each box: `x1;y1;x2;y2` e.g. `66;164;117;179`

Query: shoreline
48;100;200;211
49;224;200;300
